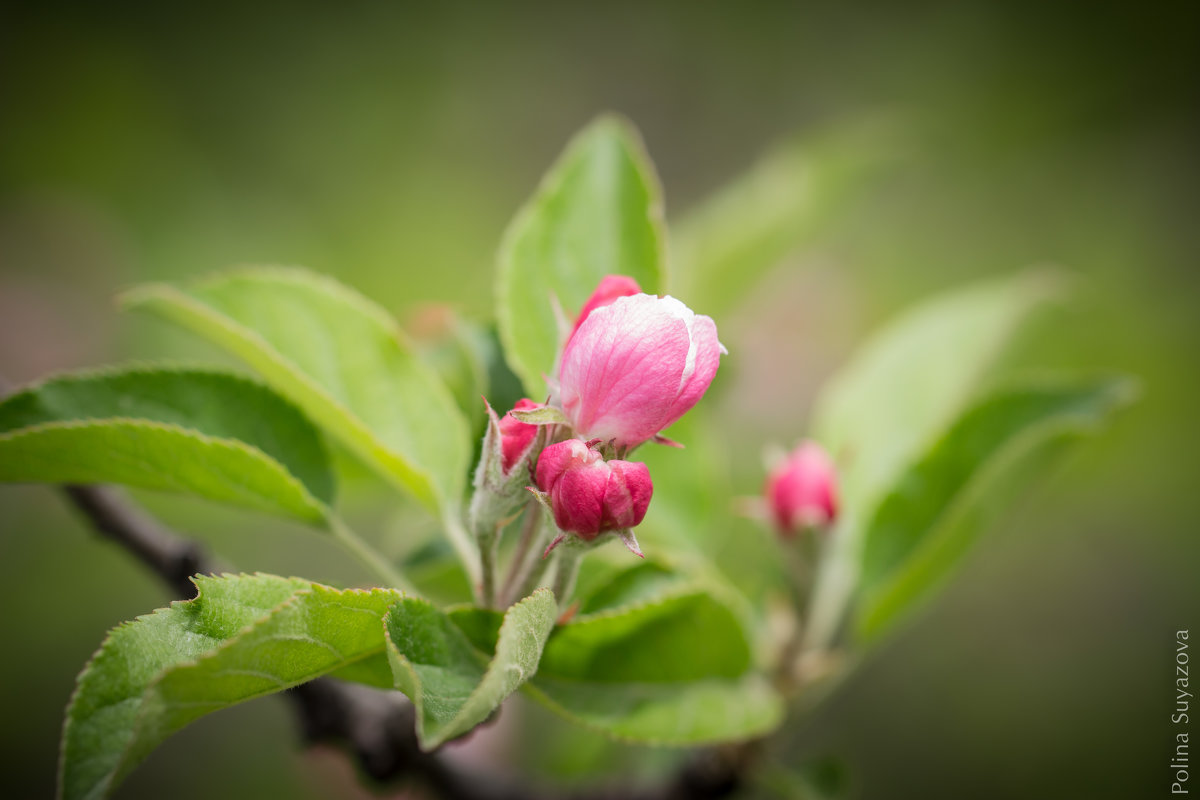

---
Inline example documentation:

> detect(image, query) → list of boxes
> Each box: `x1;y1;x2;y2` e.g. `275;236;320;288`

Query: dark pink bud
499;398;542;473
765;440;838;536
535;439;652;539
567;274;643;345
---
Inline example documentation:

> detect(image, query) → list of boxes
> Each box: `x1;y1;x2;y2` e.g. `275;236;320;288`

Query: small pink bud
558;292;726;450
765;441;839;536
567;274;643;344
535;439;652;539
499;398;542;474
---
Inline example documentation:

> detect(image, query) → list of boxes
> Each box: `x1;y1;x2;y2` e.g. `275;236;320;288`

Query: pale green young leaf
121;268;470;518
812;270;1065;506
672;119;898;317
804;270;1064;650
523;588;780;745
508;405;568;425
496;115;665;398
573;559;684;616
539;589;751;682
447;588;783;745
58;574;403;800
0;366;332;523
526;674;783;746
856;375;1137;641
385;588;557;750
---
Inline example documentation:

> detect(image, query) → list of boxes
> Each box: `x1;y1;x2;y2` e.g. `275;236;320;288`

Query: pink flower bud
535;439;652;539
558;293;725;450
567;274;642;344
765;440;839;536
499;398;542;474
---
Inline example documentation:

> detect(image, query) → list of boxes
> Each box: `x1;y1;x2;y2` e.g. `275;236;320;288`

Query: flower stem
328;515;417;595
784;530;820;618
500;502;546;604
551;542;585;611
477;524;499;609
514;544;555;604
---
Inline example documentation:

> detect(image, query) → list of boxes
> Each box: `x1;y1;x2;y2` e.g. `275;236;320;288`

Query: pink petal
765;441;838;535
552;459;609;537
498;398;542;473
559;294;691;448
535;438;595;493
568;275;642;344
663;313;723;430
604;460;653;529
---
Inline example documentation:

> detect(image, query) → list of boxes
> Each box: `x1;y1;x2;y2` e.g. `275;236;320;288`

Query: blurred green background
1;1;1196;798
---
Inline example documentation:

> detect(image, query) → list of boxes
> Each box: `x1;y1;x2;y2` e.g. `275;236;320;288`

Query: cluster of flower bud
475;274;726;558
471;270;846;589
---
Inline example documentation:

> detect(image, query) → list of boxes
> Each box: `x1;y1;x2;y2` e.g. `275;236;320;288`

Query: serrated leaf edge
191;265;416;345
385;588;555;751
516;581;782;744
0;417;330;524
121;277;449;511
0;361;335;503
58;574;402;800
0;360;271;399
567;580;742;626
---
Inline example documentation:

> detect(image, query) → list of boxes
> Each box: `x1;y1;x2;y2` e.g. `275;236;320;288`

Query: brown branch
58;483;747;800
62;485;208;599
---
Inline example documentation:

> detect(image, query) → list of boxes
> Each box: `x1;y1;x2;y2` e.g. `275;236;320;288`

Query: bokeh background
2;2;1197;798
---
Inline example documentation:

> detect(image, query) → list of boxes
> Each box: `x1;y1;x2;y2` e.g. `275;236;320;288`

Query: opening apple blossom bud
765;440;839;536
557;293;726;450
469;397;547;538
499;398;542;473
535;439;652;542
567;274;642;344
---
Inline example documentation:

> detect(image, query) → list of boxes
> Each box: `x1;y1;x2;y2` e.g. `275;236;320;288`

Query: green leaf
496;115;666;398
541;590;750;682
445;588;782;745
574;559;684;616
526;674;782;747
813;270;1064;505
121;268;470;518
856;375;1137;641
508;405;568;425
804;270;1064;649
385;588;557;750
528;589;783;744
412;310;491;433
59;574;402;800
0;366;332;524
672;119;898;317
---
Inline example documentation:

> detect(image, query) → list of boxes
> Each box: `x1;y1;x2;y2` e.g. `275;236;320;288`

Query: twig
55;483;748;799
62;485;208;599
